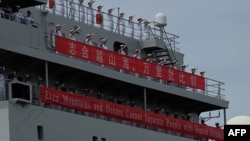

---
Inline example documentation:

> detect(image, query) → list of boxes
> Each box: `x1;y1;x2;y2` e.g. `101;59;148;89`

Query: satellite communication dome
227;115;250;125
154;12;167;27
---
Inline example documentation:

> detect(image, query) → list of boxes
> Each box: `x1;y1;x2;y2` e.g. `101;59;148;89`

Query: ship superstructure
0;1;228;141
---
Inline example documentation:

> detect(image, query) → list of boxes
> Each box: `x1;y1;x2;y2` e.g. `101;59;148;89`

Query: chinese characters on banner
55;36;205;90
40;87;223;141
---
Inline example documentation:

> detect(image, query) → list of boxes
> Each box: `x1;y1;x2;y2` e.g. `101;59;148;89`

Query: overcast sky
87;0;250;126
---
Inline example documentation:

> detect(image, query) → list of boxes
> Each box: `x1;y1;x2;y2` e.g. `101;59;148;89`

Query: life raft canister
49;0;54;9
96;14;103;24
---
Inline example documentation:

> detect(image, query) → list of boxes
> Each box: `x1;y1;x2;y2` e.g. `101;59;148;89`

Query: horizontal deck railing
0;81;224;141
52;35;225;99
0;2;225;99
35;1;179;49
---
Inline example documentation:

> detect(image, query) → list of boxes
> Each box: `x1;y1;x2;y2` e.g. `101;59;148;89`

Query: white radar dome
227;115;250;125
155;12;167;27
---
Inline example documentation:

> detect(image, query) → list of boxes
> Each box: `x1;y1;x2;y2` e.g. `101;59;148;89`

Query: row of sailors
41;80;196;123
55;24;206;76
0;67;211;129
53;0;151;39
42;81;211;138
117;13;151;39
0;5;34;25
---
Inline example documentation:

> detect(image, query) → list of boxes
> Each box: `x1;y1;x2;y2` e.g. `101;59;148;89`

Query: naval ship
0;0;229;141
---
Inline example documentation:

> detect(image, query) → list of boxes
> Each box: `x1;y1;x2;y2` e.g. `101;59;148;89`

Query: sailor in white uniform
143;20;151;40
133;49;141;77
0;7;5;18
133;49;141;59
24;74;32;84
86;1;94;25
55;24;63;36
68;0;75;20
69;29;76;40
100;38;108;50
171;60;178;69
136;18;144;40
127;16;134;38
118;44;126;55
85;34;94;45
10;71;18;82
24;10;33;25
14;5;24;23
0;66;5;101
79;0;85;23
118;12;125;35
107;8;114;32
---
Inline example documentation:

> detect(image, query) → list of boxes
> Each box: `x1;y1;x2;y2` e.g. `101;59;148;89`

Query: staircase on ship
140;22;180;68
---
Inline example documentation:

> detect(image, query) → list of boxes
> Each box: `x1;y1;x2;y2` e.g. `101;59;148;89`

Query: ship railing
35;1;178;46
205;78;225;99
0;57;225;102
1;82;223;141
46;33;225;100
0;12;40;28
150;25;180;52
184;78;225;99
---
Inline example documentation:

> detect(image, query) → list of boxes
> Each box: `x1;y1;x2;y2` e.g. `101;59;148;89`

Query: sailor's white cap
97;5;103;8
172;60;177;63
86;34;91;37
138;18;143;21
135;49;139;52
12;71;16;75
191;67;197;70
144;20;150;24
56;24;61;27
25;74;31;78
147;54;152;57
200;71;205;74
38;76;43;81
101;38;107;42
181;64;187;67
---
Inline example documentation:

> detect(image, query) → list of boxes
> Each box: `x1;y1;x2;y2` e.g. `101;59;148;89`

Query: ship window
92;136;98;141
101;138;106;141
37;125;44;140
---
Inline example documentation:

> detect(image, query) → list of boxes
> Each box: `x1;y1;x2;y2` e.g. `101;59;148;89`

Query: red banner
40;87;223;140
55;36;205;90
